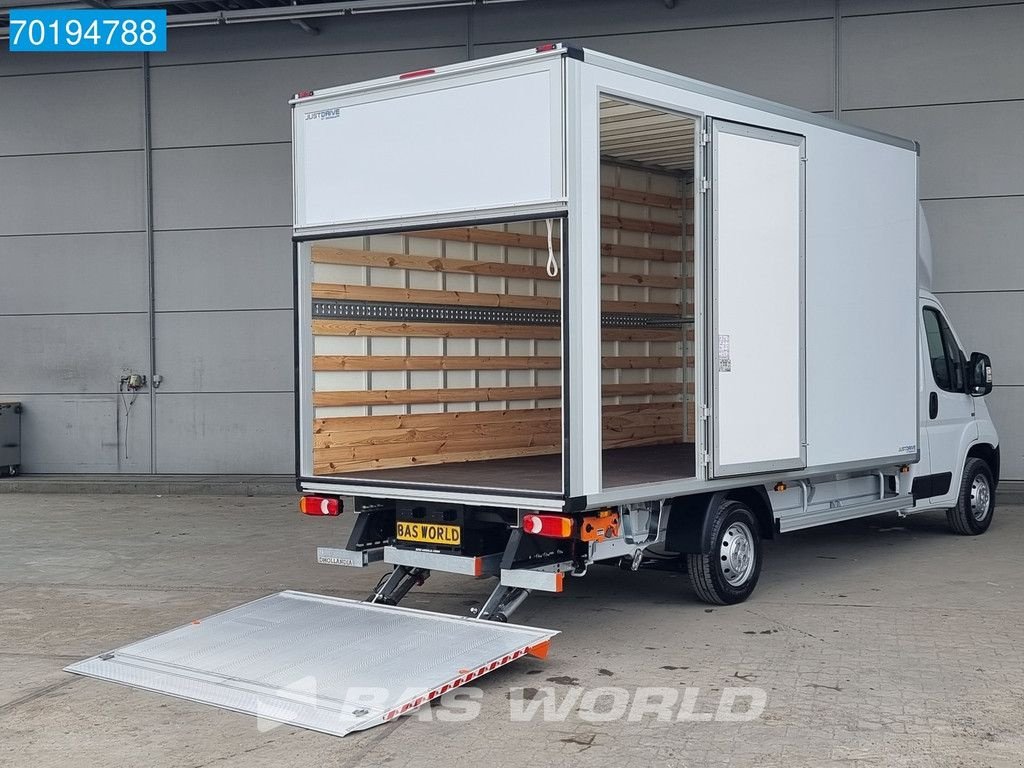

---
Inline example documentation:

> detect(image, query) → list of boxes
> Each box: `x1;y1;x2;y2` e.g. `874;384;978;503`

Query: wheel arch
666;486;774;555
966;443;1000;489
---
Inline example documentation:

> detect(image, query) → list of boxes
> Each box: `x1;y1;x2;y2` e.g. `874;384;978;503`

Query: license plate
396;521;461;546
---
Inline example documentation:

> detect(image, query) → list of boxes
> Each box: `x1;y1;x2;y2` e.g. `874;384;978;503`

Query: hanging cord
545;218;559;278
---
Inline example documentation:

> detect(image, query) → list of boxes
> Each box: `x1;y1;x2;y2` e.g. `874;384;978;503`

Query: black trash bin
0;402;21;476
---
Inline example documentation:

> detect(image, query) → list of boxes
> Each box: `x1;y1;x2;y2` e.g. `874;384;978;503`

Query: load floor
330;442;696;492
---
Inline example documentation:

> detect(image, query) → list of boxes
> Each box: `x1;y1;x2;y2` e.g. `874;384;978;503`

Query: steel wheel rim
970;474;991;522
720;521;755;586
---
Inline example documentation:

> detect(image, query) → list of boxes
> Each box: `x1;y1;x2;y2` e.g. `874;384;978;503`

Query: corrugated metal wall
1;0;1021;478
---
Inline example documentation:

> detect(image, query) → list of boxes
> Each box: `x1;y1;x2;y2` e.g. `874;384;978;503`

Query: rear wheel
687;500;762;605
946;457;995;535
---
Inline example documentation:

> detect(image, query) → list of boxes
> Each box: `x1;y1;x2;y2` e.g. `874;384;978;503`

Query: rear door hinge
700;130;710;147
700;177;711;193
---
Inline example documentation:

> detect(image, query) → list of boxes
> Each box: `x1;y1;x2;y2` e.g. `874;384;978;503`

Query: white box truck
68;45;1000;737
295;44;999;607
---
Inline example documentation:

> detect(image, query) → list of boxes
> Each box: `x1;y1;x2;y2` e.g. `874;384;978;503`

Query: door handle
929;392;938;419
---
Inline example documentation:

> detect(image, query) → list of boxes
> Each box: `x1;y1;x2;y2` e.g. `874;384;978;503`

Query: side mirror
967;352;993;397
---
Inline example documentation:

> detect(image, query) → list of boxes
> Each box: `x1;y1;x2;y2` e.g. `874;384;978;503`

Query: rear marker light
399;68;435;80
295;90;314;98
523;513;573;539
535;43;557;53
299;496;341;516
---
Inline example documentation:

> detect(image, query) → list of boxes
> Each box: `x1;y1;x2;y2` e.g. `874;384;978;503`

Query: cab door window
923;307;964;393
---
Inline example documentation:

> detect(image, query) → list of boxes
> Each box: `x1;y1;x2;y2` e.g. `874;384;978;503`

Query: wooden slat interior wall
600;160;695;449
310;165;695;476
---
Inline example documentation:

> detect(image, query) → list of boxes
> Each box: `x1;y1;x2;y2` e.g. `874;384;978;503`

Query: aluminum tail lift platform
65;587;557;737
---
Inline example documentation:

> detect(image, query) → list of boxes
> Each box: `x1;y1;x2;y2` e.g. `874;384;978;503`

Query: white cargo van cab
917;290;998;533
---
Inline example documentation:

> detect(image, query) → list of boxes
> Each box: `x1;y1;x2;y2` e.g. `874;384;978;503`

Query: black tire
686;500;762;605
946;457;995;535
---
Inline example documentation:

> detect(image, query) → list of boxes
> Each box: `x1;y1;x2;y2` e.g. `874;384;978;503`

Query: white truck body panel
292;56;565;234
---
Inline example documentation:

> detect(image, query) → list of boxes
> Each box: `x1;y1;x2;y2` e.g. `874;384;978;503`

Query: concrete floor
0;494;1022;768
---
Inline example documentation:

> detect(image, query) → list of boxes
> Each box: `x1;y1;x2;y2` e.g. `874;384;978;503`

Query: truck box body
292;46;920;516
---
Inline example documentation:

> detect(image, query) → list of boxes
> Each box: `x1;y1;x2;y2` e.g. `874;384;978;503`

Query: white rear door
292;58;565;235
710;120;806;476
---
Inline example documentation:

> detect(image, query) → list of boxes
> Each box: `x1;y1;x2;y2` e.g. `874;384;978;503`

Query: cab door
917;301;976;505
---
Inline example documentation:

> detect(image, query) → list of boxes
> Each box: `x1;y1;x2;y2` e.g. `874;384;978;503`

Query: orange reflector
299;496;341;516
580;512;620;542
522;514;573;538
526;640;552;659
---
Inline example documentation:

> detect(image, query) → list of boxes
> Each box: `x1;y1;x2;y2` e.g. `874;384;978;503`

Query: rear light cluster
522;514;573;538
522;509;621;542
299;496;341;516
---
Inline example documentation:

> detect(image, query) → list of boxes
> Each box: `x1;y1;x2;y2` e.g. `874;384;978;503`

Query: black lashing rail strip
312;299;689;328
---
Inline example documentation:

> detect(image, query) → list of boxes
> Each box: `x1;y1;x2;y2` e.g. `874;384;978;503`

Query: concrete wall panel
0;314;149;394
842;4;1024;109
154;310;293;393
0;69;144;156
0;152;145;235
3;394;152;473
151;144;292;230
153;227;292;312
984;387;1024;482
0;233;148;315
0;49;140;77
153;392;293;473
924;197;1024;294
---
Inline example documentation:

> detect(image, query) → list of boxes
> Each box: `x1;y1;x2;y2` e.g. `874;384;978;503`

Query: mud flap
66;590;557;737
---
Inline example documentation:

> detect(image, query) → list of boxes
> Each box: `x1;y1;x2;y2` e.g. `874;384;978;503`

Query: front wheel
687;500;762;605
946;457;995;535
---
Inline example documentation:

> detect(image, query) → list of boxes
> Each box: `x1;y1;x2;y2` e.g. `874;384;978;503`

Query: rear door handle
929;392;938;419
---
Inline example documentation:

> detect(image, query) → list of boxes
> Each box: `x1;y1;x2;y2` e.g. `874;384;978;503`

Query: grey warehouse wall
0;0;1021;479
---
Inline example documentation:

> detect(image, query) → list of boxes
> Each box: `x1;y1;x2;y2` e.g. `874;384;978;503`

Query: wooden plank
320;405;684;446
600;185;684;210
421;226;686;264
314;386;561;408
312;246;684;288
600;242;684;262
312;381;681;408
312;319;685;342
314;402;679;434
313;355;686;372
316;432;561;465
312;319;560;340
314;444;559;475
313;247;551;280
601;215;683;236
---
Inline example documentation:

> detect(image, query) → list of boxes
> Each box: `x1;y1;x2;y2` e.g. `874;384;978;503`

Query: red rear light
522;513;573;538
299;496;341;516
535;43;557;53
295;90;314;98
399;68;435;80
